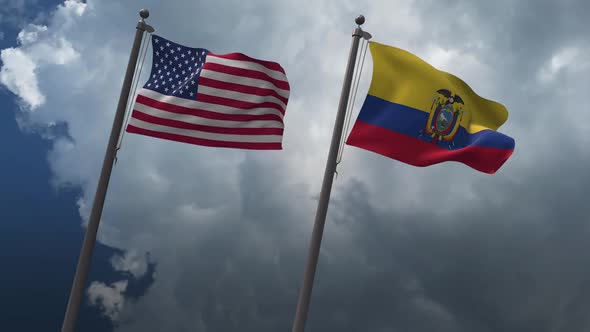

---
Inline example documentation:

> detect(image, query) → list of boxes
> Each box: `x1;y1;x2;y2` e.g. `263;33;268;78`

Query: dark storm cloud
91;0;590;330
3;0;590;331
409;0;590;123
115;125;590;332
111;155;312;332
301;130;590;332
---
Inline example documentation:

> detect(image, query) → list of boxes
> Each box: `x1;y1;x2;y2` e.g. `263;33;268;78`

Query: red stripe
202;63;290;91
196;93;285;115
199;76;289;105
346;120;514;174
126;124;282;150
136;94;284;123
207;52;286;74
131;110;284;136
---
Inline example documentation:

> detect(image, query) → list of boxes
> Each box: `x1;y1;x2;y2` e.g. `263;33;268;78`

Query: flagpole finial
137;9;155;33
355;15;365;26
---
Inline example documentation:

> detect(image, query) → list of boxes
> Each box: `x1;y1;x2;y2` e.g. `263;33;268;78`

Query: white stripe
137;89;284;120
128;117;283;143
205;55;288;82
200;69;290;99
133;103;284;128
197;85;286;110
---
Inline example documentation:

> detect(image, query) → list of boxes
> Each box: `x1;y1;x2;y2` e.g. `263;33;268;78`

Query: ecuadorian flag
346;41;515;174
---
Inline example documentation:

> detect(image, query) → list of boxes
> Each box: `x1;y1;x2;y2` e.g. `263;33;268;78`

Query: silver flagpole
291;15;370;332
60;9;155;332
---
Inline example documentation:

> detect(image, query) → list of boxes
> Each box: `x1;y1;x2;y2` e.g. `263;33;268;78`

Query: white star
174;56;179;61
160;46;164;50
155;84;159;88
155;51;159;56
191;57;195;61
172;84;176;88
181;53;185;58
178;80;182;85
166;72;171;76
165;53;169;58
160;75;164;79
163;65;168;70
185;60;189;64
166;42;170;47
164;87;169;92
169;77;173;82
178;63;182;68
147;83;151;87
170;49;175;54
182;70;186;75
169;60;172;65
152;74;156;78
155;63;159;67
154;79;158;83
175;74;180;78
191;80;195;84
172;68;176;72
190;92;194;96
154;38;159;43
177;46;181;51
159;59;164;63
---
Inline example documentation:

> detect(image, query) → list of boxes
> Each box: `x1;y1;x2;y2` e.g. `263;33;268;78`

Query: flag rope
115;32;152;163
336;37;369;171
291;17;368;332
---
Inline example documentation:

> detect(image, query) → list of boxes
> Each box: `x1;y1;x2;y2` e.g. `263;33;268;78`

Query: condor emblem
424;89;465;144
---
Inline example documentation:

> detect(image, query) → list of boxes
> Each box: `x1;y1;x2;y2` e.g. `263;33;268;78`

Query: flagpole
291;15;369;332
60;9;154;332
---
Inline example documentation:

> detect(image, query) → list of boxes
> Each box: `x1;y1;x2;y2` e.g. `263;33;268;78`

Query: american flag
126;35;290;150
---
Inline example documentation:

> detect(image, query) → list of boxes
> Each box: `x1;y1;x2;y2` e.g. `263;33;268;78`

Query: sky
0;2;155;331
1;0;590;331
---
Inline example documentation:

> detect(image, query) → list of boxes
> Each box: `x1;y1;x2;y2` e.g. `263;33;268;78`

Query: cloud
537;46;590;84
87;280;128;320
2;0;590;331
17;24;48;44
110;251;149;279
0;0;84;110
0;47;44;108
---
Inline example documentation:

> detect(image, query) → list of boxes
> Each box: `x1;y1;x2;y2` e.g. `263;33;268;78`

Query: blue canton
144;35;208;100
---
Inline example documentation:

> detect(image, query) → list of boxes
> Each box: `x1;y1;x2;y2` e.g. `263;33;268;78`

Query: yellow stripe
367;41;509;133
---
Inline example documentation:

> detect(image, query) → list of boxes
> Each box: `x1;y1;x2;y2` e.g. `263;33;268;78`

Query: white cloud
87;280;128;320
111;251;149;279
0;47;44;108
537;46;580;83
17;25;48;44
0;0;85;110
